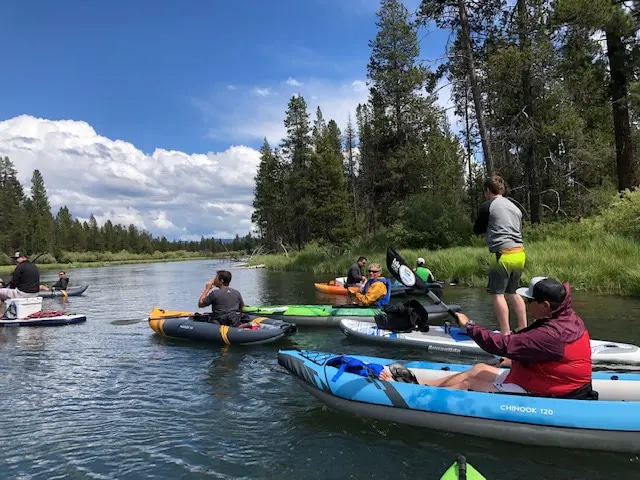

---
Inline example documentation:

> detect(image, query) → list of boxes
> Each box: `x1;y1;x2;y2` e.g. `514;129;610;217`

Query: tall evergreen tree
0;157;25;252
306;111;351;243
252;139;286;250
343;114;360;225
281;95;313;249
24;169;55;253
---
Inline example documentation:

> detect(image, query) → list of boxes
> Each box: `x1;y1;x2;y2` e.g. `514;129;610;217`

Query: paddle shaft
386;247;460;323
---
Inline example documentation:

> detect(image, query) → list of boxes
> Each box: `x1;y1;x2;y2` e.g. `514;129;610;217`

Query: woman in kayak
379;277;596;399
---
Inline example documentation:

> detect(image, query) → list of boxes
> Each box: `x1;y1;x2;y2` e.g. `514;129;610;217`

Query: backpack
374;299;429;333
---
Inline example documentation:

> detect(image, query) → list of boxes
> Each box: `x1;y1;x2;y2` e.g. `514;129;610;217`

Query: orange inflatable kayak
314;280;360;296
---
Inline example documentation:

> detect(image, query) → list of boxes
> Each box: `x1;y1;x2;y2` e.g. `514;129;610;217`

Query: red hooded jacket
466;283;592;397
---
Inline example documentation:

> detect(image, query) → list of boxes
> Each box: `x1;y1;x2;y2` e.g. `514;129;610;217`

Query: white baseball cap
417;257;425;265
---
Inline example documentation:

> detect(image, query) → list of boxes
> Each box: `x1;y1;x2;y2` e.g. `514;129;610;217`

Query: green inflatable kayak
242;302;462;327
440;455;486;480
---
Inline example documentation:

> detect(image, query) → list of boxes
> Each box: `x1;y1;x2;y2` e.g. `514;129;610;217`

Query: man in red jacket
379;277;594;399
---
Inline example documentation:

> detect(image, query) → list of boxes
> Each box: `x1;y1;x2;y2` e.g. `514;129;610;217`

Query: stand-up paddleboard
339;318;640;366
243;303;462;327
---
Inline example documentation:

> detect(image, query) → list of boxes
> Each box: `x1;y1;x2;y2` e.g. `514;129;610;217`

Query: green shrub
596;189;640;239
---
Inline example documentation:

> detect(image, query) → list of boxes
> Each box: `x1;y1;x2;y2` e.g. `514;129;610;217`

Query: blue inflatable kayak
277;349;640;453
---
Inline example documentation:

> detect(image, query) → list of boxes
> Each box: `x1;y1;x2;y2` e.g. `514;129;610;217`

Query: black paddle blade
386;247;426;289
387;247;460;323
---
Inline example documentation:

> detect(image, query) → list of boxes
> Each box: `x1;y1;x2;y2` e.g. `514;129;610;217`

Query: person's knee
470;363;493;373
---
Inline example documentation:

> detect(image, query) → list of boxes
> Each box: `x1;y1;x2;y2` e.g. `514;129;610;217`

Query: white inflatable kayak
339;319;640;366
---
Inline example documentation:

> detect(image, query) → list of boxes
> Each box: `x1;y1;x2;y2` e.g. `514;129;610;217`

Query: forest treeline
252;0;640;253
0;157;259;264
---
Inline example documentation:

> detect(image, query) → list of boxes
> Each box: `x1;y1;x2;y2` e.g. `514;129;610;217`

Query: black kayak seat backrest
374;299;429;332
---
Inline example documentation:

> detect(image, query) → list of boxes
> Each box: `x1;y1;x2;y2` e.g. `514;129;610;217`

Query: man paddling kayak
379;277;596;399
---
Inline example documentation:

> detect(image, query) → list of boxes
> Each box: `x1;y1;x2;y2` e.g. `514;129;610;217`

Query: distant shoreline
0;254;230;276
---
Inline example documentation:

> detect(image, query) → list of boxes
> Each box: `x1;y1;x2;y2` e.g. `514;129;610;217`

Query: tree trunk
464;89;476;217
457;0;494;175
517;0;540;223
606;28;637;191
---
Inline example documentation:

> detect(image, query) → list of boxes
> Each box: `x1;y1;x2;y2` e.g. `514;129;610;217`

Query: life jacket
326;355;384;382
505;330;592;397
361;277;392;307
504;286;592;397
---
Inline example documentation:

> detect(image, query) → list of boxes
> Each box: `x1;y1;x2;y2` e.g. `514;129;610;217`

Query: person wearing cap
473;174;527;335
414;257;435;283
0;252;41;303
379;277;595;399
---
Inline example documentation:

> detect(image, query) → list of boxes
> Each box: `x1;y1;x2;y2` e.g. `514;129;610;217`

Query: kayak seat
485;382;599;401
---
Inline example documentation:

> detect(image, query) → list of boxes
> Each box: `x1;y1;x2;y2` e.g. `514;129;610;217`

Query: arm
465;324;564;363
198;280;215;308
7;265;21;289
473;201;491;235
353;281;386;306
239;294;245;312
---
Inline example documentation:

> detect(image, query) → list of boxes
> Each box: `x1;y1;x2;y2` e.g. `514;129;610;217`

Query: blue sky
0;0;453;240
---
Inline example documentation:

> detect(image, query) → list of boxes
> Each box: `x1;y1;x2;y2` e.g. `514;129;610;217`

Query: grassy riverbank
0;250;233;276
249;224;640;297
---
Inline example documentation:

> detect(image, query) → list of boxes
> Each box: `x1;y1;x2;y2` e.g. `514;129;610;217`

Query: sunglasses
368;269;380;273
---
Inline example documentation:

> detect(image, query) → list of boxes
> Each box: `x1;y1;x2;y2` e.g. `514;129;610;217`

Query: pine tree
281;95;313;249
252;139;286;250
25;169;55;253
0;157;25;252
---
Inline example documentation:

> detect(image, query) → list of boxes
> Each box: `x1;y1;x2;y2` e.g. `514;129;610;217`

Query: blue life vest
361;277;392;307
326;355;385;382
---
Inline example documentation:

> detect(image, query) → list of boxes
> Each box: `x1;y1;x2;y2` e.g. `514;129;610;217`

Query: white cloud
285;77;303;87
0;115;261;240
195;77;370;145
252;87;272;97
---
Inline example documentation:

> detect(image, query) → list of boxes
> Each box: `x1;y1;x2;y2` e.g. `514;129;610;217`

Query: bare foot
379;367;393;381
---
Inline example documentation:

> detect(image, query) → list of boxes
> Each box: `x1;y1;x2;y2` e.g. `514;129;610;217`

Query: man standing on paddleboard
473;174;527;335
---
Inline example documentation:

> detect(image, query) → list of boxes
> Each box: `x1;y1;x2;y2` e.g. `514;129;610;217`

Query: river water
1;259;639;479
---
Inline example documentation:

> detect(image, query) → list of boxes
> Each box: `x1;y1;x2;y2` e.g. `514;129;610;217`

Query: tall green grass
251;233;640;296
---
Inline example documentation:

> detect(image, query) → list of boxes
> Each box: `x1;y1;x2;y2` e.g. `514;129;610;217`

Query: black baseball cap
516;276;566;303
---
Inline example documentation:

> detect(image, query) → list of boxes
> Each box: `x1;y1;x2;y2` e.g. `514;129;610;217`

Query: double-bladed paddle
386;247;460;323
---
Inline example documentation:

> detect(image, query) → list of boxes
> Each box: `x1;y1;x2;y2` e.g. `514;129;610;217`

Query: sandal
387;363;419;384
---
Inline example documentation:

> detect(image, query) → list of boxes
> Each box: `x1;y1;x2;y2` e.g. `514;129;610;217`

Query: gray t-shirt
473;196;523;253
202;287;244;317
346;263;364;285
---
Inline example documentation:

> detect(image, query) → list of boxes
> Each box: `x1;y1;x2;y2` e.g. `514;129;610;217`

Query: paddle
386;247;460;323
29;252;45;264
